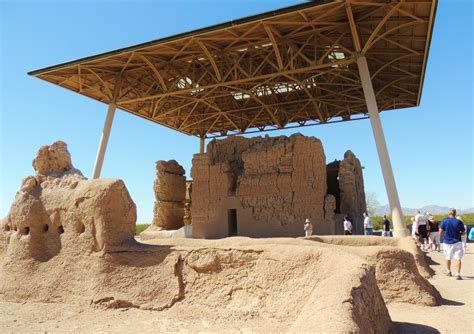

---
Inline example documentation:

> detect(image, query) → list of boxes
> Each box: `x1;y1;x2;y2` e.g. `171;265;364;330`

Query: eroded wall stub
183;181;193;225
152;160;186;230
191;134;329;238
338;150;367;234
323;194;336;235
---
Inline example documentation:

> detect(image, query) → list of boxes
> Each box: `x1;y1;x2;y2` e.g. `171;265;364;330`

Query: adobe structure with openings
190;133;366;238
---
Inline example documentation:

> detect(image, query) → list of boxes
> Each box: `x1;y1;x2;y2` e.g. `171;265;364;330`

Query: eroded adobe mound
0;141;438;333
306;236;438;306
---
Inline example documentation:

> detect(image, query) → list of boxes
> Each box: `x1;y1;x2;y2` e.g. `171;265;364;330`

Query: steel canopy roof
29;0;437;138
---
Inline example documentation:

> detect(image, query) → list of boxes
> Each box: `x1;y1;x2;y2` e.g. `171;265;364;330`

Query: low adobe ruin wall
0;141;441;333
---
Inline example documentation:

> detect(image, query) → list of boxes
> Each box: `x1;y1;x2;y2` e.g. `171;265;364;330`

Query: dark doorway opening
326;160;341;213
228;209;237;236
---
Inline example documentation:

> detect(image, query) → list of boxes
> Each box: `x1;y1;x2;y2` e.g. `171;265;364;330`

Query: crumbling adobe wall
237;134;328;235
191;154;234;238
1;141;441;333
191;134;331;238
339;150;367;234
151;160;186;230
0;141;137;262
183;181;192;225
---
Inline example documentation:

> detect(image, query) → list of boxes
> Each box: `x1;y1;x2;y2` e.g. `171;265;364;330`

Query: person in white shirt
343;216;353;235
303;218;313;237
414;210;428;251
411;216;418;241
363;212;373;235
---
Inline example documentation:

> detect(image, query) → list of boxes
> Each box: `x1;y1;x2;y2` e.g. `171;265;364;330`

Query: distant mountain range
375;205;474;216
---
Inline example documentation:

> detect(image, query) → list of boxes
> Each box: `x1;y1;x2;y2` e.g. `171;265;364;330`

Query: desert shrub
135;224;150;235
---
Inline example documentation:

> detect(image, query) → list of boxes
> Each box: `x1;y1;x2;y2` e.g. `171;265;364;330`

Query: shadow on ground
423;253;440;266
439;297;464;306
391;322;440;334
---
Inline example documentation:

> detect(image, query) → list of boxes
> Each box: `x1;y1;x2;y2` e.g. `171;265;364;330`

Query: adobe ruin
0;141;439;333
190;134;367;238
151;160;186;230
141;160;192;240
327;150;367;234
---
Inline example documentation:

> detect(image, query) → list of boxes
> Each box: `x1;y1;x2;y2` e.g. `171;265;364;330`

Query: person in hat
304;218;313;237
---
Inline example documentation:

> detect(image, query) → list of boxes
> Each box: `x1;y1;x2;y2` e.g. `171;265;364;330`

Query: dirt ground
389;247;473;334
0;244;472;334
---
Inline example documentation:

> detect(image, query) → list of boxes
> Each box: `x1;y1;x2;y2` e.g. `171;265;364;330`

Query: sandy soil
0;244;472;334
389;247;473;334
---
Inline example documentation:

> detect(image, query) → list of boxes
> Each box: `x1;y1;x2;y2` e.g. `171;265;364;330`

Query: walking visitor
381;215;391;237
427;215;440;252
415;210;428;251
457;216;468;250
363;212;373;235
411;216;418;242
440;209;466;280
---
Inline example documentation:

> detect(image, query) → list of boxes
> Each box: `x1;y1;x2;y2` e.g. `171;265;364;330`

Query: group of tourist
341;212;391;236
303;209;469;280
411;210;468;253
411;210;440;251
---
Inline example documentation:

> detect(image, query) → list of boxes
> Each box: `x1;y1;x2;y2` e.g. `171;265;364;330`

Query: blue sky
1;0;472;224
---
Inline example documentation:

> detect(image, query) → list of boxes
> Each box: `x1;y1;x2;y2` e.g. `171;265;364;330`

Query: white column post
92;78;122;179
356;55;408;237
199;137;206;154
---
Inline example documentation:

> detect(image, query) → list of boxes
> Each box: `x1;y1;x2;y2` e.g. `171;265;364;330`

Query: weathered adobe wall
151;160;186;230
1;141;440;333
191;134;333;238
326;150;366;235
190;155;234;238
0;141;137;262
183;181;192;226
339;150;367;234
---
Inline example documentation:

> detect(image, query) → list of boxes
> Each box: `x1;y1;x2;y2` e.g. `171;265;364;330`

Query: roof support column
92;78;122;179
356;55;408;237
199;137;206;154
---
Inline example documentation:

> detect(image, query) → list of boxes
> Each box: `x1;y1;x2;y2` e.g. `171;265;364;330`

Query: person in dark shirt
440;209;466;280
381;215;391;237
